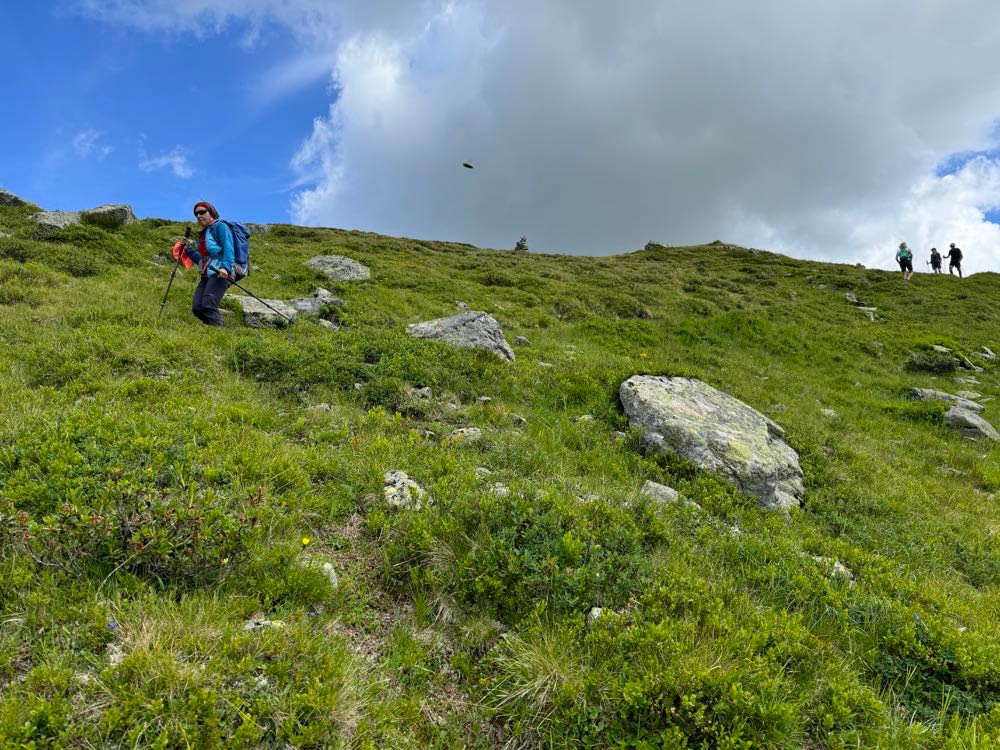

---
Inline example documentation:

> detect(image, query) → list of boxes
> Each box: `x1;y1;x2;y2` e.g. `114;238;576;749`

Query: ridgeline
1;193;999;748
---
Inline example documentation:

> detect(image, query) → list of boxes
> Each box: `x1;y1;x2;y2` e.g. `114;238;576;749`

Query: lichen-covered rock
384;470;430;510
640;480;680;504
305;255;370;281
445;427;482;444
288;288;344;314
620;376;804;511
911;387;983;413
228;295;297;328
81;204;136;229
34;210;81;230
406;311;515;362
0;188;29;206
944;407;1000;441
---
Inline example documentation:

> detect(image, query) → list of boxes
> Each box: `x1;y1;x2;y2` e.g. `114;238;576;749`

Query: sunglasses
194;209;209;216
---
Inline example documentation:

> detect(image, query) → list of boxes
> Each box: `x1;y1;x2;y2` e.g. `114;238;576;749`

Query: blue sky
0;3;328;222
2;1;999;272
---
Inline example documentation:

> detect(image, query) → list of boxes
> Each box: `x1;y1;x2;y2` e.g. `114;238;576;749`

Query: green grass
1;202;999;747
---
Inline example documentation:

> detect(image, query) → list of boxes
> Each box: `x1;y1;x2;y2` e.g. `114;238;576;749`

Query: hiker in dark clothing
177;200;235;326
895;241;914;281
929;247;942;273
945;243;963;278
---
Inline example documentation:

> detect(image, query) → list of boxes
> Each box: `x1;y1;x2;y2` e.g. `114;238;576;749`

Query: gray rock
586;607;605;625
960;357;984;372
313;403;332;412
574;414;594;423
246;223;271;235
445;427;482;444
455;301;469;309
512;414;528;427
856;307;878;322
34;210;81;230
932;345;953;354
81;204;136;229
305;255;371;281
975;346;996;361
620;376;804;512
477;396;493;405
412;386;433;399
514;336;531;346
538;361;554;368
812;556;855;583
228;295;297;328
318;319;339;331
911;388;983;413
821;409;839;420
384;470;430;510
406;311;515;362
640;480;679;504
955;391;983;400
944;407;1000;441
474;466;493;476
490;483;510;497
845;292;863;306
0;188;29;206
956;377;981;385
611;431;628;443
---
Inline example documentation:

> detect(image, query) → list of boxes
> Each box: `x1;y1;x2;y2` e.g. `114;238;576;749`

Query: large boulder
33;211;81;230
0;188;30;207
944;407;1000;441
406;311;515;362
81;204;136;229
228;295;297;328
305;255;370;281
911;387;983;413
620;376;804;511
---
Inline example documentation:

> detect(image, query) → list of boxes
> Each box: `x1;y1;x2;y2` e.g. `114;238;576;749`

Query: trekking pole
158;227;191;320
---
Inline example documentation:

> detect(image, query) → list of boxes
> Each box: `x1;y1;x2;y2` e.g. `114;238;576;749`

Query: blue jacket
187;220;234;278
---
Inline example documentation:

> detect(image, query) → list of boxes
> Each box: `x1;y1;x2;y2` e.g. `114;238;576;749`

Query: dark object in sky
462;162;474;169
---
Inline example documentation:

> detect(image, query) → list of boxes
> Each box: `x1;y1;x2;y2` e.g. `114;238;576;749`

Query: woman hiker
895;241;914;281
178;200;235;326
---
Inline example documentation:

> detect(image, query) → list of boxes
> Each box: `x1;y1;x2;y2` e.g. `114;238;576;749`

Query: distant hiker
929;247;942;273
177;200;235;326
945;243;963;278
895;242;914;281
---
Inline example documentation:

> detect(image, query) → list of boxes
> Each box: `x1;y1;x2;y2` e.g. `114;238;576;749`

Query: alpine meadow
2;194;1000;750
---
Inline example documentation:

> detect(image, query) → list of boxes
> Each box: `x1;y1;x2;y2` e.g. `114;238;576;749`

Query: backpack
209;220;251;280
899;247;912;261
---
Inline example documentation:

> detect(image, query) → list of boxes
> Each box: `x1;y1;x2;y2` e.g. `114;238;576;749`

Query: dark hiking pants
192;276;233;327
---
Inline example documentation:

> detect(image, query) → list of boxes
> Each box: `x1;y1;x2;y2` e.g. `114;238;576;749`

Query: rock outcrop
620;376;804;511
406;311;515;362
305;255;371;281
81;204;136;229
34;211;82;230
944;407;1000;441
228;295;297;328
0;188;29;207
911;387;983;413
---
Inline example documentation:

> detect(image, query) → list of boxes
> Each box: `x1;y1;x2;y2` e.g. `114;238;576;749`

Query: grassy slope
0;203;998;748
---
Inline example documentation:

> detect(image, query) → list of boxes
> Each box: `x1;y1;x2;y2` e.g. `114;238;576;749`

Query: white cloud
73;129;114;159
139;146;195;179
76;0;1000;270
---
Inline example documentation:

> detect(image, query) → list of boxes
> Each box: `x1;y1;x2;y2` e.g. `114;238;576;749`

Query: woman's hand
217;268;231;280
